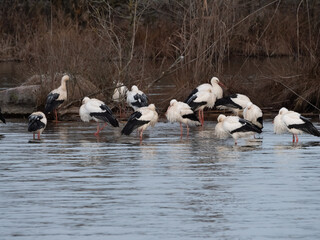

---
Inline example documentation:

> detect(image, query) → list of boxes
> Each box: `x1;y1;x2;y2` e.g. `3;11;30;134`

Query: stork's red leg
201;110;204;125
37;131;41;140
54;109;58;122
139;130;143;141
94;123;100;136
187;125;190;138
99;123;108;131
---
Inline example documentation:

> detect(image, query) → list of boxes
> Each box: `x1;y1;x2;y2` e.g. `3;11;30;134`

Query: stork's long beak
218;82;227;89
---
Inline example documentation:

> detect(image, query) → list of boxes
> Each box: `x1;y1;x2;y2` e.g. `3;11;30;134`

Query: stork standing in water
243;102;263;139
45;75;70;122
166;99;201;138
79;97;119;136
215;93;251;116
215;114;262;145
126;85;148;111
112;82;128;118
121;104;158;141
273;107;320;143
185;77;224;125
185;77;225;101
0;107;6;124
28;112;47;140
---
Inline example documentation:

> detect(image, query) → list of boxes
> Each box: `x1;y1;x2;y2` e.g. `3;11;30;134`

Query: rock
0;84;40;114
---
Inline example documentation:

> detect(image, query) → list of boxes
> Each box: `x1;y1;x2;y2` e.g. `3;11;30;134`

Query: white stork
165;99;201;138
28;111;47;140
273;107;320;142
184;77;225;125
215;114;262;145
112;82;128;118
243;102;263;130
185;89;216;126
0;107;5;124
121;104;158;141
215;93;251;116
79;97;119;136
45;75;70;122
185;77;225;100
126;85;148;111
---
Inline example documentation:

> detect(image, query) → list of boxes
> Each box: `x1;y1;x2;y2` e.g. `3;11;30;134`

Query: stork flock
1;75;319;144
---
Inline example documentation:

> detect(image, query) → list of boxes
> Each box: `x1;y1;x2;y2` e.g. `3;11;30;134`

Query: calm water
1;120;320;239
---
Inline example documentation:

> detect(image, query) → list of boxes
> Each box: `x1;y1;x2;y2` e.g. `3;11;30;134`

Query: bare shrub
1;0;320;114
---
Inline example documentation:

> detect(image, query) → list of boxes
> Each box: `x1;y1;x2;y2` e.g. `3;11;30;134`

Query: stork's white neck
60;79;68;91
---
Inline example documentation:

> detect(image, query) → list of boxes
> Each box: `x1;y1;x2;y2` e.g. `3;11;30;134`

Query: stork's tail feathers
106;114;119;127
121;122;136;135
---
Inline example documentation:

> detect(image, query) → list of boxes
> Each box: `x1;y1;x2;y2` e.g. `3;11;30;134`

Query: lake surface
1;119;320;239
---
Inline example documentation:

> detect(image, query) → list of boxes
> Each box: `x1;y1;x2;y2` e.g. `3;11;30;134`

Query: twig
262;75;320;112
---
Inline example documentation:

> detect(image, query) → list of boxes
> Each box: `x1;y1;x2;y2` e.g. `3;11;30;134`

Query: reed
1;0;319;113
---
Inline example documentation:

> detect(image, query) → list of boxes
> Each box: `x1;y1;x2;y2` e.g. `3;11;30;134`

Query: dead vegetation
0;0;320;113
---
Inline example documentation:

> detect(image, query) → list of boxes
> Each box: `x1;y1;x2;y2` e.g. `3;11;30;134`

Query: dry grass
1;0;320;113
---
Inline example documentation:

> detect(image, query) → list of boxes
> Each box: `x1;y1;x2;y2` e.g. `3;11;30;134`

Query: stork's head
148;104;156;111
210;77;219;85
82;97;90;104
279;107;288;115
246;102;253;110
217;114;226;123
61;75;70;82
170;99;178;106
131;85;138;91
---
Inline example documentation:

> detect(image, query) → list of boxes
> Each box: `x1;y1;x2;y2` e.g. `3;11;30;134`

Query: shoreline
2;109;320;122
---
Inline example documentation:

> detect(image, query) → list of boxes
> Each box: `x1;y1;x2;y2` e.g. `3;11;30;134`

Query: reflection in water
0;120;320;239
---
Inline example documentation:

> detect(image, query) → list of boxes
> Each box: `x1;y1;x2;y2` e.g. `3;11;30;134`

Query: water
1;119;320;239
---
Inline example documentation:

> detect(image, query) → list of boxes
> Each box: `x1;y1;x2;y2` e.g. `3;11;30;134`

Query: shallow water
1;120;320;239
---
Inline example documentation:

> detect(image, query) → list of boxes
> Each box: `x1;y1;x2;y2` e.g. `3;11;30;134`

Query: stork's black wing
230;118;262;134
89;104;119;127
184;88;198;103
215;94;243;109
132;93;148;108
45;93;63;113
121;111;149;135
288;116;320;137
185;94;206;111
28;115;45;132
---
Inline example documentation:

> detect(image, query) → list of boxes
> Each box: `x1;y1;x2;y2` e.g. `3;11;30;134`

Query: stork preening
243;102;263;130
121;104;158;141
79;97;119;136
127;85;148;111
45;75;70;122
215;93;251;116
273;107;320;142
166;99;201;138
215;114;262;145
112;82;128;118
28;112;47;140
0;107;6;124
